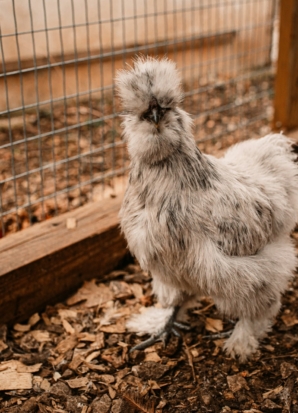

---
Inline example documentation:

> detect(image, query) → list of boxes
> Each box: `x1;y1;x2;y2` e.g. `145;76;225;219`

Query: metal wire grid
0;0;277;236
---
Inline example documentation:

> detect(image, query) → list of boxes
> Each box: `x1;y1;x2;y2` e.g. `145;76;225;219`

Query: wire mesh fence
0;0;278;237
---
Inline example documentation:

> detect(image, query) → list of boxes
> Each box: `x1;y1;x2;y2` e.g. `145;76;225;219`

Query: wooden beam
0;194;130;325
273;0;298;131
0;30;236;75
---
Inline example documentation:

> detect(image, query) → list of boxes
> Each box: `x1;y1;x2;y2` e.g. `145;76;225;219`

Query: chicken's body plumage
117;57;298;361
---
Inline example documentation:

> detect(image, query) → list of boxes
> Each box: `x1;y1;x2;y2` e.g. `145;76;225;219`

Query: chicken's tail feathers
263;133;298;165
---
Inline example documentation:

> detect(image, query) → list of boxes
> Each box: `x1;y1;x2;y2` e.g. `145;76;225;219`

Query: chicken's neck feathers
129;142;219;199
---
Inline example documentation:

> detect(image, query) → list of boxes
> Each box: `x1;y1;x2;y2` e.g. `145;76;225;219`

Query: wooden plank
1;30;236;75
0;194;130;325
273;0;298;131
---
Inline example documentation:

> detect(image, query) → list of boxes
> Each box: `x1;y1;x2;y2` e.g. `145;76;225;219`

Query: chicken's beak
142;97;163;128
151;108;160;128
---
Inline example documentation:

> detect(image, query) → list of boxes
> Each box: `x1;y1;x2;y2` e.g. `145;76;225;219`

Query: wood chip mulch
1;232;298;413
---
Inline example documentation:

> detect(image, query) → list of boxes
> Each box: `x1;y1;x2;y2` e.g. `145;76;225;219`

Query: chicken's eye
160;107;171;116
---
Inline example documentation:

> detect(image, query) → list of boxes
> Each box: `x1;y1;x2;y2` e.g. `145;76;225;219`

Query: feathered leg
129;306;190;352
223;300;281;362
127;278;191;352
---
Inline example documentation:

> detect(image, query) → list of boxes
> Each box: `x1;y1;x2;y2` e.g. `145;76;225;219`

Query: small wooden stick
183;341;197;384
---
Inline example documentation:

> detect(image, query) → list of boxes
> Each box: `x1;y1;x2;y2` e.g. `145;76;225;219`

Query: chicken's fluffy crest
116;56;183;114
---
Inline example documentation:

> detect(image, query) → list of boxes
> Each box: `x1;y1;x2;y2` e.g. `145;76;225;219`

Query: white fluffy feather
117;57;298;361
126;307;174;336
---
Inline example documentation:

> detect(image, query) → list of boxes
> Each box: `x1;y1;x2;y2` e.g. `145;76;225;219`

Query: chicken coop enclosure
0;0;298;325
0;0;282;237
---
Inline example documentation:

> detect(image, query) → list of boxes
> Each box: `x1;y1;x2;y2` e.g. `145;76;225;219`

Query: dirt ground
0;232;298;413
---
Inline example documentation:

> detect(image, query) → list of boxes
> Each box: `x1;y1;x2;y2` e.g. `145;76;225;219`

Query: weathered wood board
0;193;129;325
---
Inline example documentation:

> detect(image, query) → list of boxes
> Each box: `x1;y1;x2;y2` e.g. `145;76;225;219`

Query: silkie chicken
116;57;298;362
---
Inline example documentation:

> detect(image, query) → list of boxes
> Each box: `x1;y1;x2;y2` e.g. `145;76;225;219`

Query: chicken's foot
130;306;191;352
203;330;233;339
